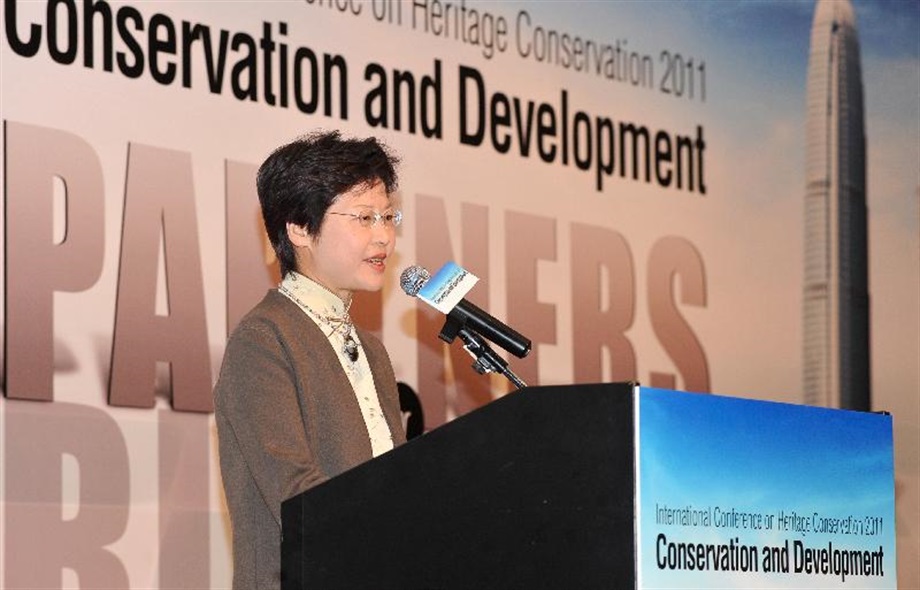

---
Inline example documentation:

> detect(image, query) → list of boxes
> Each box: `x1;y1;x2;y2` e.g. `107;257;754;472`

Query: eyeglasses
327;209;403;228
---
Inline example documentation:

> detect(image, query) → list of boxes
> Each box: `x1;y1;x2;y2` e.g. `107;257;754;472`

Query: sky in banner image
0;0;917;588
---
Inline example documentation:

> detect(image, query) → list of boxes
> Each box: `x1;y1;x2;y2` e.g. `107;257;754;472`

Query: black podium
281;383;636;589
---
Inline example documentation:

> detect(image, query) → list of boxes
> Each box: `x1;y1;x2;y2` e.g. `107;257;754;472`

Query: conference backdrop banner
2;1;918;588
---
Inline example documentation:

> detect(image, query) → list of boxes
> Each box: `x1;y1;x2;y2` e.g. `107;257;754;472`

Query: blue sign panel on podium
635;387;897;589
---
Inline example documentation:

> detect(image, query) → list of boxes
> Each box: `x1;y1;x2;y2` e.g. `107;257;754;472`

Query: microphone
400;264;532;359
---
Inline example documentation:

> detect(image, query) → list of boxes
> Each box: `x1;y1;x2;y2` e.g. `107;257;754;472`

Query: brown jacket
214;290;406;589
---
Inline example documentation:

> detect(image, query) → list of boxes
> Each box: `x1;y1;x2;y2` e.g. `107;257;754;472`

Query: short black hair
256;130;399;277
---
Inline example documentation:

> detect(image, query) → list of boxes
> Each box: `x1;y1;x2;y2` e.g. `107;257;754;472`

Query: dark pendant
343;334;359;363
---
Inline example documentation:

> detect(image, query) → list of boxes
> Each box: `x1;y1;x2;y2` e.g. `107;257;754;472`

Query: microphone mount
438;309;527;390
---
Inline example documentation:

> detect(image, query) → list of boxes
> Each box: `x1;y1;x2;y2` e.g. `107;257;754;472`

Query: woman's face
289;181;397;300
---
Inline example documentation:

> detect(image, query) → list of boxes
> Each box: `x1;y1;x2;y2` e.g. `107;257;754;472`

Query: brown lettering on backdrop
3;121;105;402
158;409;211;589
647;236;709;392
571;223;637;383
3;401;130;589
225;159;275;335
109;143;212;411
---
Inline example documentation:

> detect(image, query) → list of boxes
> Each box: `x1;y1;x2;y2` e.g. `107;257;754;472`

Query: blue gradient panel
416;261;478;313
636;387;896;589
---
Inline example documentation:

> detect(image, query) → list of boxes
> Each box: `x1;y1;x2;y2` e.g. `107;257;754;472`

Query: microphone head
400;265;430;296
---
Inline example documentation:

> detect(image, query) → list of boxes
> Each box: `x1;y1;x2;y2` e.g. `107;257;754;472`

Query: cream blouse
278;272;394;457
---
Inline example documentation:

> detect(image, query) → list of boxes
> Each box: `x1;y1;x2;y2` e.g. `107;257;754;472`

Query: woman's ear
286;222;312;249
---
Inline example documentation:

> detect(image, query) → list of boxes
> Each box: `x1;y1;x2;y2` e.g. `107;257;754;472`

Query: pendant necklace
279;282;360;363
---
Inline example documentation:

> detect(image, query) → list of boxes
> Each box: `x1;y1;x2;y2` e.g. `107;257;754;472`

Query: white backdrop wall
1;0;918;588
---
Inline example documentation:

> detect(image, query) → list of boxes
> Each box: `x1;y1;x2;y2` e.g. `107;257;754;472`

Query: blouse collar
280;271;351;319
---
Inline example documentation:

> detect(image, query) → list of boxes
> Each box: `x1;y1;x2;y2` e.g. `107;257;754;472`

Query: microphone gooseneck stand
438;310;528;390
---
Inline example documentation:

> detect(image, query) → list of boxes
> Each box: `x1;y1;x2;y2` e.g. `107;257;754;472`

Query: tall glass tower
803;0;870;410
